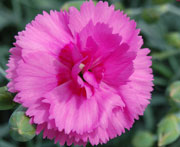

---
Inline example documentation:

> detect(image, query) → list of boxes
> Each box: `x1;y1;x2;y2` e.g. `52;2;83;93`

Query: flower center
78;63;86;82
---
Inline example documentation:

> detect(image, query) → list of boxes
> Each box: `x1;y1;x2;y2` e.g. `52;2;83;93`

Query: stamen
79;63;85;70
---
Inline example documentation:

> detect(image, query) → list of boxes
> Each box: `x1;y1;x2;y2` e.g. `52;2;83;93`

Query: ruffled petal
6;46;22;92
102;43;136;87
119;48;153;120
14;51;70;107
26;98;50;124
45;81;99;135
69;0;114;34
16;10;73;57
108;10;143;52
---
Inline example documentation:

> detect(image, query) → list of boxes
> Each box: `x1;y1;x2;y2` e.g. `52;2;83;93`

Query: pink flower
6;0;153;146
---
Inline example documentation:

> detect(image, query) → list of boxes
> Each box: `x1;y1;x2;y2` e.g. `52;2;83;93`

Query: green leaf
0;87;16;110
9;106;36;142
0;4;16;30
61;0;97;11
61;1;84;11
152;0;173;5
141;8;160;24
168;57;179;74
153;77;168;86
144;106;154;130
152;50;180;60
29;0;61;10
0;46;10;77
166;4;180;17
113;2;124;10
138;21;169;50
132;131;155;147
0;124;9;138
0;66;7;79
158;114;180;146
125;8;142;17
152;61;173;79
151;94;167;106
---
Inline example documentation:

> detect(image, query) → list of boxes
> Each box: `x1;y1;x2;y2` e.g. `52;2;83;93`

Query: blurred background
0;0;180;147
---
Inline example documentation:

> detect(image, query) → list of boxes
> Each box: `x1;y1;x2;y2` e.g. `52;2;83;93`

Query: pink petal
17;11;73;57
46;81;99;135
14;51;70;106
6;46;22;92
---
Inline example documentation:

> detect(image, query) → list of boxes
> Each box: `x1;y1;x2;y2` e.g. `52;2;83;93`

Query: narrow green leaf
167;5;180;17
30;0;61;10
152;50;180;60
125;8;142;17
152;61;173;79
0;139;16;147
153;77;168;86
144;106;154;130
152;0;173;4
0;124;9;138
151;94;167;106
0;4;16;30
0;66;7;79
168;57;179;74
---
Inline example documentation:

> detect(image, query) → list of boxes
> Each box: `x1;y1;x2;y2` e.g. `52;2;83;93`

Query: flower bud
158;114;180;146
9;106;36;142
132;131;155;147
165;33;180;49
167;81;180;105
0;86;16;110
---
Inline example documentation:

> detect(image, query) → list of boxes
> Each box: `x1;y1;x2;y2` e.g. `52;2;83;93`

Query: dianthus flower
6;0;153;146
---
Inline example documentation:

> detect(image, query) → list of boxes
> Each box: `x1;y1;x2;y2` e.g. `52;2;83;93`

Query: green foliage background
0;0;180;147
